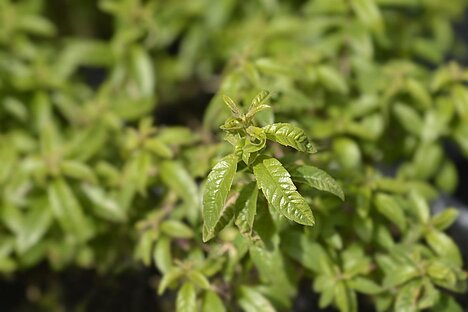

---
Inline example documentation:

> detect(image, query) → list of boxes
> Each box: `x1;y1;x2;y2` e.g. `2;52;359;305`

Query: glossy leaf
202;154;238;240
253;156;314;226
262;123;316;153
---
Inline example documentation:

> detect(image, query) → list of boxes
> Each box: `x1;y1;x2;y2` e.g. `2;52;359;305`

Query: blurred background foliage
1;0;468;311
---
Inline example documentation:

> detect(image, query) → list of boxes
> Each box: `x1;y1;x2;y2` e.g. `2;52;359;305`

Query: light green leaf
202;290;226;312
158;267;184;295
374;193;406;232
47;178;93;242
153;236;172;274
130;46;155;97
288;165;344;200
188;270;210;289
334;281;357;312
262;123;316;153
234;182;258;236
202;154;238;239
394;281;420;312
17;200;53;254
81;184;126;222
348;277;382;295
393;103;423;136
145;138;173;158
160;160;199;221
222;95;242;117
246;90;271;119
238;286;276;312
160;220;194;239
176;282;197;312
202;194;237;242
384;265;420;287
316;66;349;94
425;230;462;267
253;156;314;226
431;208;459;231
60;160;97;183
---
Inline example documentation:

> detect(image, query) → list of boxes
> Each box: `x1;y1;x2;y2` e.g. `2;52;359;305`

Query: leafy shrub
1;0;468;311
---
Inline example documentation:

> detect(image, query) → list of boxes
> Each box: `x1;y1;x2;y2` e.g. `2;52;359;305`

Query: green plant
1;0;468;311
202;90;344;241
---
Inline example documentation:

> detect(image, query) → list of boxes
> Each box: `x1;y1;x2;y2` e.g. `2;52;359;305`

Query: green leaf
334;281;357;312
202;195;237;242
374;193;406;232
222;95;242;117
188;270;210;289
60;160;97;183
160;220;194;239
350;0;384;33
202;154;238;240
394;280;420;312
145;138;173;158
234;182;258;236
431;208;459;231
153;236;172;274
425;230;462;267
288;165;344;200
262;123;316;153
393;103;423;136
81;184;126;222
176;282;197;312
408;191;430;223
158;267;184;295
47;178;93;242
160;160;199;207
237;286;276;312
348;277;382;295
202;290;226;312
246;90;271;119
316;66;349;94
253;156;314;226
130;46;155;97
17;200;53;254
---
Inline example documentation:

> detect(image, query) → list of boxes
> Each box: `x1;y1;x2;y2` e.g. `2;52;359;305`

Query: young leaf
249;90;270;111
253;156;315;226
176;282;197;312
246;90;271;119
222;95;242;118
202;154;238;240
288;165;344;200
262;123;316;153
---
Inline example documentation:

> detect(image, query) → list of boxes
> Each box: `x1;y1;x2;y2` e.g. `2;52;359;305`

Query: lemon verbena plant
202;90;344;242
